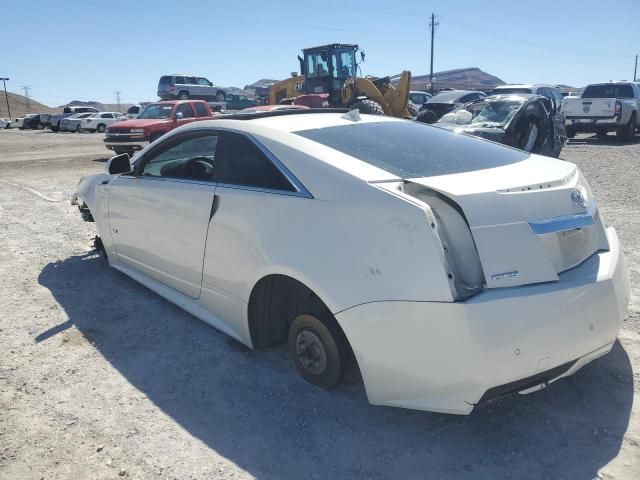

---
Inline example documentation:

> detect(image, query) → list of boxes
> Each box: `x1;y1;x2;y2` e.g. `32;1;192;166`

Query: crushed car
73;109;629;415
416;90;486;123
436;94;567;157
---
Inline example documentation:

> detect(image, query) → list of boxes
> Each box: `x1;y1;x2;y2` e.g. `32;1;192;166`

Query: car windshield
439;99;524;128
295;120;528;178
582;84;634;99
138;104;174;119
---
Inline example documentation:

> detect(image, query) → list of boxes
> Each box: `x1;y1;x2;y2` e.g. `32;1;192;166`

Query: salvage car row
414;81;640;156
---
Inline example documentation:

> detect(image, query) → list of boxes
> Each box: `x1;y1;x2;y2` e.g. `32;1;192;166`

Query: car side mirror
106;153;131;175
175;112;184;120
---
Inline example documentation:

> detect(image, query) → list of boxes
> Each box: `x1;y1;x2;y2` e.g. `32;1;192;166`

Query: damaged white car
72;110;630;415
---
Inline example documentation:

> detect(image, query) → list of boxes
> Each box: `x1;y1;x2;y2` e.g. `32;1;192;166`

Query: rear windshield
582;84;634;99
493;87;532;94
159;76;172;84
295;120;528;178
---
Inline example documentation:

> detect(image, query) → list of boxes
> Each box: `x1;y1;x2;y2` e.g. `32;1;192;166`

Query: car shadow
568;133;640;146
37;252;634;479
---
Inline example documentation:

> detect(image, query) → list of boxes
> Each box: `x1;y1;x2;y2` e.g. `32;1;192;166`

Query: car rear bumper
566;117;623;131
336;227;629;414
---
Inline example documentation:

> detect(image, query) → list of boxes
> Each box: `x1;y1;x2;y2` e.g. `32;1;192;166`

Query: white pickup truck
563;82;639;141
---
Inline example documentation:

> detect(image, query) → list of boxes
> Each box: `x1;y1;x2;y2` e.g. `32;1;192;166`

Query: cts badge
491;271;519;281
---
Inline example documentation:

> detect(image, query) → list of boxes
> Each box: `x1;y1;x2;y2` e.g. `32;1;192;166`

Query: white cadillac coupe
72;110;630;414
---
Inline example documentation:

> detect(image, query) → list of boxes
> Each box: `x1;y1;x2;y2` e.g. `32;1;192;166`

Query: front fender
71;172;110;213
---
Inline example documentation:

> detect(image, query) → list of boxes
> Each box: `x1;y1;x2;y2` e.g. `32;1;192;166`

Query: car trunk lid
563;97;616;118
404;156;609;288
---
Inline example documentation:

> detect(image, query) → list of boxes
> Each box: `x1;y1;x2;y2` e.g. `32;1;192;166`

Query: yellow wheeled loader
269;43;414;118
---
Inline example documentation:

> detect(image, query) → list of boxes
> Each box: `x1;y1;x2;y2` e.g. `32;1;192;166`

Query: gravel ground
0;128;639;480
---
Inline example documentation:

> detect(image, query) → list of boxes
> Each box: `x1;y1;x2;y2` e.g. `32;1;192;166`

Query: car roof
194;111;400;134
493;84;557;90
428;90;484;103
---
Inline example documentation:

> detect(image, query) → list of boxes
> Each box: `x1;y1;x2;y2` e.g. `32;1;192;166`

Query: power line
20;85;31;113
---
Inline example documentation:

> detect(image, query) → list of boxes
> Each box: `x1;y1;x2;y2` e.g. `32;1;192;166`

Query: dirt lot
0;128;639;480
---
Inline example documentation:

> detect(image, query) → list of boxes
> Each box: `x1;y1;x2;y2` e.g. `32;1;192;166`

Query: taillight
615;101;622;114
169;84;175;91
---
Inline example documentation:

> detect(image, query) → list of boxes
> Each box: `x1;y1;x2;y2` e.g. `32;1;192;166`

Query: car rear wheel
617;113;636;142
96;124;106;133
288;313;347;389
415;108;438;124
596;128;608;140
178;91;189;100
565;126;576;138
216;91;225;102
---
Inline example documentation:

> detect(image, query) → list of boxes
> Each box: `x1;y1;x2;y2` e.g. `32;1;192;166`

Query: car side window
175;76;185;85
101;113;111;118
213;132;296;192
141;133;218;181
194;102;209;117
176;103;195;118
197;78;211;86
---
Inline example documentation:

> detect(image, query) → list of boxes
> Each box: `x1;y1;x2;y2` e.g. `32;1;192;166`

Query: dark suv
157;75;226;102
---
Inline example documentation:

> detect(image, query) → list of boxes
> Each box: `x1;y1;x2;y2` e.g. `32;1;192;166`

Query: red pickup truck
104;100;217;155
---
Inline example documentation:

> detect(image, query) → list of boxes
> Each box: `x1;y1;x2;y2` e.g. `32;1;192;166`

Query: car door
175;103;198;127
201;131;310;322
107;131;219;299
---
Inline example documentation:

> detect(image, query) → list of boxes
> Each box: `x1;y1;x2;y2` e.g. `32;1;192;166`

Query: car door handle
209;194;220;221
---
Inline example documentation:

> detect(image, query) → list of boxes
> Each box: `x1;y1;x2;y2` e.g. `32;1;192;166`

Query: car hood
109;118;173;130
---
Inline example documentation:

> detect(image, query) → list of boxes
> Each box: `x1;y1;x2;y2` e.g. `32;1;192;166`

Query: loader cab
301;43;358;104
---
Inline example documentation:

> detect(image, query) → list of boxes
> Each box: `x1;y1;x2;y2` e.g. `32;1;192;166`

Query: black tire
348;99;384;115
96;123;106;133
407;101;419;118
596;128;608;140
288;313;348;389
36;123;44;130
178;91;189;100
51;123;59;132
565;126;576;139
617;113;636;142
415;108;438;124
216;91;226;102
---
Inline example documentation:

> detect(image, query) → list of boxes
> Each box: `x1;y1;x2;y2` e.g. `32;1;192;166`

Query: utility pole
429;13;439;95
0;77;10;119
114;90;122;112
20;85;31;113
634;54;638;82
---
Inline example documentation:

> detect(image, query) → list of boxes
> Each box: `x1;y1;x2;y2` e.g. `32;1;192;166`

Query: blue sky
2;0;639;107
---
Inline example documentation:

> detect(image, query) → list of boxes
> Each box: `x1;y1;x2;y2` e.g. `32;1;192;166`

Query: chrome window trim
132;127;313;199
528;204;596;235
